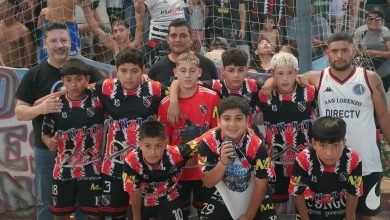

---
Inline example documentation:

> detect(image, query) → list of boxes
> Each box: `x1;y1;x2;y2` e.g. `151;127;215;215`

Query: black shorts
199;188;277;220
51;176;102;216
99;174;129;217
356;172;382;216
269;165;290;203
179;180;213;210
128;198;183;220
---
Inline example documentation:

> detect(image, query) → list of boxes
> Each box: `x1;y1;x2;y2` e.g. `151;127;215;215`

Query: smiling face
44;29;71;64
218;108;248;143
116;63;144;90
140;137;167;165
312;139;345;167
366;12;384;31
62;74;90;100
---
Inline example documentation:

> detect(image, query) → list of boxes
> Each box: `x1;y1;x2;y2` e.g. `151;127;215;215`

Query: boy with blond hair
158;52;220;219
258;52;316;211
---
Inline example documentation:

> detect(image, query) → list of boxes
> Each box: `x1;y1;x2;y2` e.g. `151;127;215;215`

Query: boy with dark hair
198;96;276;219
158;52;220;218
123;121;200;220
257;52;316;211
41;58;105;219
289;116;362;220
92;48;167;218
169;48;262;136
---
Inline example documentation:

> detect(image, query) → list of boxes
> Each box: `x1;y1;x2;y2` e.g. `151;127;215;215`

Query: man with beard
263;32;390;220
14;21;104;220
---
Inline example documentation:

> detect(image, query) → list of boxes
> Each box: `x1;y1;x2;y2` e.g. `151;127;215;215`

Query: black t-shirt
14;61;105;149
148;54;218;86
42;88;105;179
206;0;244;29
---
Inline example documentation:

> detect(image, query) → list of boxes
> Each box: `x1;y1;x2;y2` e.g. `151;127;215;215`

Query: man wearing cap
354;5;390;92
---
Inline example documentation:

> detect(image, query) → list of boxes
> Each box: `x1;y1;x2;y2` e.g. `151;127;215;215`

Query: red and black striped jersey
123;142;198;207
289;147;362;219
258;84;317;176
92;79;166;177
42;88;105;180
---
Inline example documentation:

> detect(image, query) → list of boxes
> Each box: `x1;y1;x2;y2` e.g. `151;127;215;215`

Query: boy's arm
345;192;358;220
293;194;310;220
22;26;34;67
238;2;246;39
239;178;268;220
130;188;142;220
131;0;145;49
167;80;180;126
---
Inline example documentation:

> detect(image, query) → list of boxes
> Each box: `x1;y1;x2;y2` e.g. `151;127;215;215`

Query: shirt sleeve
198;141;217;173
346;152;363;197
253;141;273;179
15;70;34;104
288;155;310;196
123;155;142;194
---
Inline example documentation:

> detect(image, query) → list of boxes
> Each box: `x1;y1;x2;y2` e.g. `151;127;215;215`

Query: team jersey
258;85;316;176
42;88;105;180
198;128;275;189
317;66;380;175
158;85;220;180
92;79;166;177
289;147;363;220
144;0;185;41
201;79;261;127
123;141;198;207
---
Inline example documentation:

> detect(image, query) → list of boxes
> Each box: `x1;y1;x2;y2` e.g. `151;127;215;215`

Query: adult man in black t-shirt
148;18;218;87
14;21;104;220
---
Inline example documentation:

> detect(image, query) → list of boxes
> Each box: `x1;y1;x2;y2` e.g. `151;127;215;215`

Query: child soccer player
92;48;167;218
169;48;262;136
41;58;105;219
198;96;277;220
289;116;362;220
257;52;316;211
158;52;220;218
123;121;200;220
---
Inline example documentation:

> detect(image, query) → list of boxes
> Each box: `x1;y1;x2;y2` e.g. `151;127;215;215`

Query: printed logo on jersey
271;105;277;111
143;96;152;107
200;104;207;115
86;107;95;117
114;99;120;107
339;172;348;182
62;112;68;118
101;195;111;206
352;84;365;96
223;162;251;192
297;101;306;112
324;87;333;92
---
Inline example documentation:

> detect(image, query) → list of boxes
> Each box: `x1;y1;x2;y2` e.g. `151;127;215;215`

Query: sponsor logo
324;87;333;92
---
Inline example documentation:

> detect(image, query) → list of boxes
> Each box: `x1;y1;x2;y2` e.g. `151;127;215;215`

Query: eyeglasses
367;16;383;21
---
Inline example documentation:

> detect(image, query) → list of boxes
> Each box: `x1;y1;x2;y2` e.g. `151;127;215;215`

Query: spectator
258;14;280;51
134;0;186;67
330;0;346;33
205;0;246;48
250;37;274;74
0;0;34;68
354;5;390;92
189;0;206;50
203;37;229;62
286;3;330;61
80;1;143;58
148;18;218;86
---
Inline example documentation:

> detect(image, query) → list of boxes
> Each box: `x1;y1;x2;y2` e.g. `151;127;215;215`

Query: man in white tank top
303;32;390;220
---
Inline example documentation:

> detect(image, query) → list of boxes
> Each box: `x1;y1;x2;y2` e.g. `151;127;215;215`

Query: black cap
366;5;385;18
